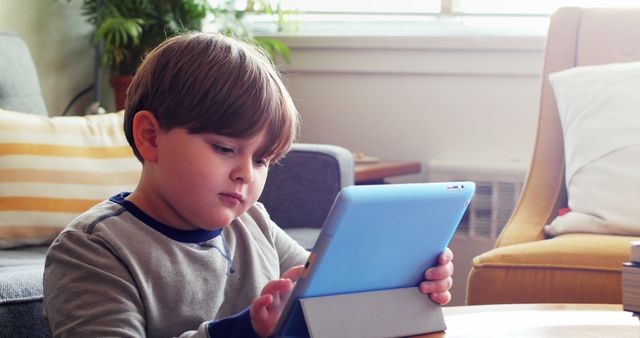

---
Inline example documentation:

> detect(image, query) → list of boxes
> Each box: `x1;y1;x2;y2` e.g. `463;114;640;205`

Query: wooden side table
355;161;421;184
415;304;638;337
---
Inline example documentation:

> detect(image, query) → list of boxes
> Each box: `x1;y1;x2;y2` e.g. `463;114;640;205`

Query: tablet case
274;182;475;338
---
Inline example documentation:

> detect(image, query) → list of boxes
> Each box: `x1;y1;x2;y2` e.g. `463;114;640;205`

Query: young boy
43;33;454;338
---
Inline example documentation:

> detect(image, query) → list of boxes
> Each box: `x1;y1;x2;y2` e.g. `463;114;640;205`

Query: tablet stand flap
299;286;446;338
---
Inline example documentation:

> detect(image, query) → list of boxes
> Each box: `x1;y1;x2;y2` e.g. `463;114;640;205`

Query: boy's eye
254;158;269;167
212;144;234;154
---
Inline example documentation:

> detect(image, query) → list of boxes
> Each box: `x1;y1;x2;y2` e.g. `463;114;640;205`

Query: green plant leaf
64;0;294;75
254;37;291;63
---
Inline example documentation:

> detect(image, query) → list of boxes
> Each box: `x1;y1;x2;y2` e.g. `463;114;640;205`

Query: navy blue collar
110;192;222;243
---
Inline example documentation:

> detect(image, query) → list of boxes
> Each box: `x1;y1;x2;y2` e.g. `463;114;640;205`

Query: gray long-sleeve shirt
43;193;308;337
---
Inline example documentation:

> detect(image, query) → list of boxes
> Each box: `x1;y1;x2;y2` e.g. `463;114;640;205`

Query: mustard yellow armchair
466;7;640;305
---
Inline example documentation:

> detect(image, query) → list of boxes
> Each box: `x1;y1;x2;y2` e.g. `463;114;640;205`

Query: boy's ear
132;110;160;163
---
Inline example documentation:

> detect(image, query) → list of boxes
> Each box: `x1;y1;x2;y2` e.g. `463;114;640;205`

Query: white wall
279;36;545;183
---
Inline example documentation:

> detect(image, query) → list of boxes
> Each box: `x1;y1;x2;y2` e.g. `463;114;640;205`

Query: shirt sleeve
271;222;310;273
44;230;147;337
43;230;211;338
205;307;260;338
247;202;309;274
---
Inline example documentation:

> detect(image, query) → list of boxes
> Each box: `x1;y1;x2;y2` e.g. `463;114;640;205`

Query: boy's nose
231;158;254;183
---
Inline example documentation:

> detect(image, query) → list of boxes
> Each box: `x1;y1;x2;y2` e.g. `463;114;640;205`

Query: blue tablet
274;182;475;338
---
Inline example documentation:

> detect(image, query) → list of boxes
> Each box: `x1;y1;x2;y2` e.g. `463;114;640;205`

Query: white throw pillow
545;61;640;236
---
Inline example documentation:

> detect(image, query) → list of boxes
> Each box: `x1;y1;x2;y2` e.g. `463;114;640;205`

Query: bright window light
457;0;640;15
278;0;640;15
225;1;640;36
277;0;440;14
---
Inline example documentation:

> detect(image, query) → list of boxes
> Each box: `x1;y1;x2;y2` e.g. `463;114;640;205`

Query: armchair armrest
495;9;578;248
495;112;567;247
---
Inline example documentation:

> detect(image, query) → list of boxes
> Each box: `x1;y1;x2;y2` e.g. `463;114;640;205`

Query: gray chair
260;143;354;249
0;31;353;338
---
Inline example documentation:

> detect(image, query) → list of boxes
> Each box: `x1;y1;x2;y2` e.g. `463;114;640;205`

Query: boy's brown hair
124;32;299;163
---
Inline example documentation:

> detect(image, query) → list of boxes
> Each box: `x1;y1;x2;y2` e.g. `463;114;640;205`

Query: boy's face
142;126;271;231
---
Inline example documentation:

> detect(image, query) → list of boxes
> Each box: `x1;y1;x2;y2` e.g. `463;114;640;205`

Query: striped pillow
0;109;141;248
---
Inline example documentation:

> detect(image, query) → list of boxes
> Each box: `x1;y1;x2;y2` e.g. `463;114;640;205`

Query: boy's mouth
219;192;244;205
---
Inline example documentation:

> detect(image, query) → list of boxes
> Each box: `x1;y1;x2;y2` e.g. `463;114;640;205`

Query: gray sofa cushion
280;228;321;250
0;246;49;337
1;246;47;303
0;32;48;116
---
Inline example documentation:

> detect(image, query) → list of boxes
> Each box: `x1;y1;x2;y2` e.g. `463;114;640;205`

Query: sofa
0;31;353;337
466;7;640;305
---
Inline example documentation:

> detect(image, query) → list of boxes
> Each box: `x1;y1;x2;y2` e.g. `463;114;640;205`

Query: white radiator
427;159;527;239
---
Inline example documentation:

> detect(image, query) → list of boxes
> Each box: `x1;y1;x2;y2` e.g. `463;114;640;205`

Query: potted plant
70;0;292;110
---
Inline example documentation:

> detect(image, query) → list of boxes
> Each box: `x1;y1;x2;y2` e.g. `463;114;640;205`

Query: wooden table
415;304;639;337
355;160;421;184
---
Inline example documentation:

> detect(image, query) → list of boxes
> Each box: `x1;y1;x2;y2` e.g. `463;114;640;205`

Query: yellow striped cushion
0;109;141;248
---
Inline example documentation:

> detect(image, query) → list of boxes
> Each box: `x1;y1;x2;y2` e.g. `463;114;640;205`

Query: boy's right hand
250;265;304;338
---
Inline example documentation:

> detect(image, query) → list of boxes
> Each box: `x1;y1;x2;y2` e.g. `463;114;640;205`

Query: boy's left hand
419;247;454;305
250;265;304;338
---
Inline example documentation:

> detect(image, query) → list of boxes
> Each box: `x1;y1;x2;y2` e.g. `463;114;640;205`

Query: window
456;0;640;15
277;0;439;14
282;0;640;15
239;0;640;36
